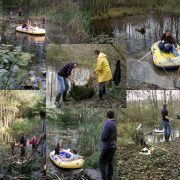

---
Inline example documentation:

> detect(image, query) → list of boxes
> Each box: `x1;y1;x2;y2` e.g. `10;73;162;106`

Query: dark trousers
99;82;106;99
99;148;116;180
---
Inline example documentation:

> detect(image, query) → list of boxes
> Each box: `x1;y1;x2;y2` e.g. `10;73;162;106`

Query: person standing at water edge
39;109;46;175
94;50;112;100
99;111;117;180
161;104;173;142
55;62;78;107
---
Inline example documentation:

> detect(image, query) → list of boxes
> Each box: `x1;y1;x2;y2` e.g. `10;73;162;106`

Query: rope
45;34;55;44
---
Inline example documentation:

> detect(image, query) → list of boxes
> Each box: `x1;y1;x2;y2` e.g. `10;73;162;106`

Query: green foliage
0;46;34;89
85;151;100;168
11;118;39;133
77;113;103;157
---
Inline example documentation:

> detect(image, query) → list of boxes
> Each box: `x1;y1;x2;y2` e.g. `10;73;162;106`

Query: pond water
45;21;86;44
91;12;180;89
143;123;180;143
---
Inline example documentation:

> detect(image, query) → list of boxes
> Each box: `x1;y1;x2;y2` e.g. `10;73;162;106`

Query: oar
138;51;151;62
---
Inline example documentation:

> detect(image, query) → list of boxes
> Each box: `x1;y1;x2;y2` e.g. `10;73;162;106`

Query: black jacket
113;60;121;86
161;33;177;48
58;63;74;77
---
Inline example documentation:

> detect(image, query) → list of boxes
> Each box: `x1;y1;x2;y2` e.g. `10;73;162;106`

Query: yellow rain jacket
95;52;112;83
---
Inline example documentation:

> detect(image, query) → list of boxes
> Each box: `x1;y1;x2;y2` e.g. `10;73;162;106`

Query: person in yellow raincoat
94;50;112;100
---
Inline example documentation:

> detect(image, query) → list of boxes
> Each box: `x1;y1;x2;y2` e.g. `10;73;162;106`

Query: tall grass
76;112;104;168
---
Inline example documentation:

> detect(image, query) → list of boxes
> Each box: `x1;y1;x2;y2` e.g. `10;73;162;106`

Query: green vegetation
90;0;180;20
0;45;46;90
0;90;45;129
4;0;90;37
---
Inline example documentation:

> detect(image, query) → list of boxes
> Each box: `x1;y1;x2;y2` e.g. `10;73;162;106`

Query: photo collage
0;0;180;179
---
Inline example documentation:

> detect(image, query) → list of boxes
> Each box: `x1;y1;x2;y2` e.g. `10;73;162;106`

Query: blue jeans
163;121;171;135
57;76;69;95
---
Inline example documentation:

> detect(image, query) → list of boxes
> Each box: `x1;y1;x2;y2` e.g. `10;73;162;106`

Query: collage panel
1;1;46;90
1;0;180;179
89;1;180;90
0;90;46;179
46;44;126;109
116;90;180;179
46;108;119;180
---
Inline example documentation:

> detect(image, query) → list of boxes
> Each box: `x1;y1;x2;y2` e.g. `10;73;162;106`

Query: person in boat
99;111;117;180
161;104;173;142
15;132;27;156
94;50;112;100
55;142;63;155
22;20;32;29
159;29;178;56
61;149;83;161
18;7;23;17
54;62;78;107
32;23;39;30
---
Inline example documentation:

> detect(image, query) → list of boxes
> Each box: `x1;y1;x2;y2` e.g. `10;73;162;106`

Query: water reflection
45;21;86;44
91;13;180;53
91;13;180;89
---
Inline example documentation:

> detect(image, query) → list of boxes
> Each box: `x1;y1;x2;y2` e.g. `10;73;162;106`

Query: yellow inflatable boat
16;26;46;36
151;42;180;69
50;150;84;169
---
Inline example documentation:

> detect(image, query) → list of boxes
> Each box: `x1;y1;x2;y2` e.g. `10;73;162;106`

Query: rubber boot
103;86;106;95
62;91;67;102
165;134;169;142
96;91;104;101
54;93;61;107
166;134;170;142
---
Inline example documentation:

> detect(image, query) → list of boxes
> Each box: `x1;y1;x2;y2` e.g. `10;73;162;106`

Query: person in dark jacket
99;111;117;180
40;109;46;176
55;62;78;107
158;30;179;56
161;104;173;142
15;133;26;156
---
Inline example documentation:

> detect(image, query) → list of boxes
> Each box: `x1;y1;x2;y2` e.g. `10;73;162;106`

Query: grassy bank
25;2;89;38
91;4;180;21
91;7;146;21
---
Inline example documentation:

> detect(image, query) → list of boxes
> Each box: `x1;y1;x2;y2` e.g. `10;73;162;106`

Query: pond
45;21;87;44
143;122;180;143
91;12;180;89
0;17;46;89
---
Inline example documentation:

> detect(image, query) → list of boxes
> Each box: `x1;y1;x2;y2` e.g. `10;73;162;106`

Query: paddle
138;51;151;62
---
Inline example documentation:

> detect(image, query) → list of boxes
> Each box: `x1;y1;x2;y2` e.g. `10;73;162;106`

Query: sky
127;90;180;101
